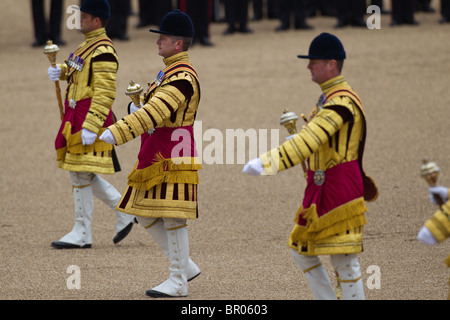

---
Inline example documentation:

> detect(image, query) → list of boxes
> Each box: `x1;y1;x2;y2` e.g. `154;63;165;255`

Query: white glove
428;186;448;205
47;65;61;81
99;129;116;145
285;134;296;141
81;128;97;146
417;225;438;245
128;102;143;114
242;158;263;176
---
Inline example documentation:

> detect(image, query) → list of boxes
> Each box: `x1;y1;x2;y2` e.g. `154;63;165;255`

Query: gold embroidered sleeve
82;46;118;134
260;107;345;175
108;79;189;146
425;201;450;243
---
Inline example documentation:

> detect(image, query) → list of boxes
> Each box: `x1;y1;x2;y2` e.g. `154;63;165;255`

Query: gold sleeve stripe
109;80;191;144
122;119;135;139
424;204;450;243
288;139;305;163
141;108;158;128
297;128;320;152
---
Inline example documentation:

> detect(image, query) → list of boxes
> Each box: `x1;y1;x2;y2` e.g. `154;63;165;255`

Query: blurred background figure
440;0;450;23
252;0;277;20
316;0;338;17
183;0;214;46
31;0;65;47
391;0;419;26
136;0;173;28
371;0;389;14
416;0;435;12
106;0;131;40
223;0;252;34
275;0;314;31
335;0;366;28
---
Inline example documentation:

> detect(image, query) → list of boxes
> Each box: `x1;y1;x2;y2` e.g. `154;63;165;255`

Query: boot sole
51;241;92;249
188;272;200;282
113;222;134;244
145;289;186;298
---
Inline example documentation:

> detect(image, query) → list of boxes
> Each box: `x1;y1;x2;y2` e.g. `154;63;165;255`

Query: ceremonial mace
280;109;308;176
420;158;444;206
125;80;143;107
44;40;64;120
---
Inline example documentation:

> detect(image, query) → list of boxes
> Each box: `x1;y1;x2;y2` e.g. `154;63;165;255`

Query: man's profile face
156;34;179;58
80;12;98;34
307;59;334;84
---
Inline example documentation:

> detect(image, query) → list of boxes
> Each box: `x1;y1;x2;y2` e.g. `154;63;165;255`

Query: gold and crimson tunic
55;28;119;174
261;75;378;255
422;198;450;299
108;52;201;219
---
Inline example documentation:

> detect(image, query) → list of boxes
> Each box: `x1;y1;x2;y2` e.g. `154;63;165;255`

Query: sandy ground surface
1;0;449;303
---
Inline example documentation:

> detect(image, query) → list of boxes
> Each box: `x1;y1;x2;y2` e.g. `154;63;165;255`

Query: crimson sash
137;126;198;170
55;98;114;150
298;160;364;226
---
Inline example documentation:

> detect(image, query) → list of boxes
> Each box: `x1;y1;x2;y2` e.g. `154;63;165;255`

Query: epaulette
144;61;200;103
66;36;115;78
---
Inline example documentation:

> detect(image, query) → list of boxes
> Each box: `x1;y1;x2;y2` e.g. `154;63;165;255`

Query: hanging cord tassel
334;271;342;300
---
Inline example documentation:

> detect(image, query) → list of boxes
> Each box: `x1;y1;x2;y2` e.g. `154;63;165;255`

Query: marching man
99;10;202;298
417;186;450;299
47;0;135;249
243;33;378;300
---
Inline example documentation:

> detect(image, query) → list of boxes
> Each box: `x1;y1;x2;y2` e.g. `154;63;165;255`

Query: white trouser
90;174;135;233
290;250;337;300
58;172;134;245
291;250;365;300
58;172;94;246
330;254;365;300
137;216;200;297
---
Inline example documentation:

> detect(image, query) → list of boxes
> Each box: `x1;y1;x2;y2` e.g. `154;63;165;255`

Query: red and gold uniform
261;75;377;256
55;27;119;174
50;26;135;249
108;51;201;220
422;198;450;299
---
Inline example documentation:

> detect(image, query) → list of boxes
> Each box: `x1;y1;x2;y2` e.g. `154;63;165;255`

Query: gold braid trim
335;274;363;299
144;218;160;229
289;198;367;243
424;202;450;243
56;122;113;161
72;184;91;189
166;224;187;231
126;153;201;191
303;263;322;273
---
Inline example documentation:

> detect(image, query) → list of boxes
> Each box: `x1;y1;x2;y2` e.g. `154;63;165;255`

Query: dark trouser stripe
173;183;179;200
184;183;189;201
119;186;133;209
160;182;167;199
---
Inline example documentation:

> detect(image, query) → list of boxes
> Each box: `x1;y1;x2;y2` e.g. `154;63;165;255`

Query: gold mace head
420;158;440;186
125;80;143;106
280;108;299;134
43;40;59;66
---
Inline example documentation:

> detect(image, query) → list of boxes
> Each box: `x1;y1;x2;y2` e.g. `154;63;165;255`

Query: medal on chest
307;94;327;121
144;70;166;101
154;70;166;87
66;52;85;71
